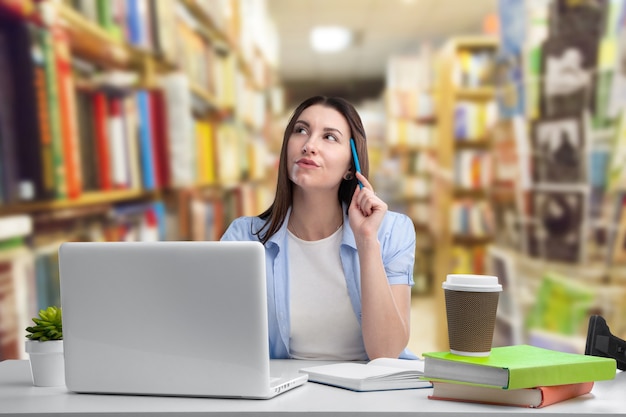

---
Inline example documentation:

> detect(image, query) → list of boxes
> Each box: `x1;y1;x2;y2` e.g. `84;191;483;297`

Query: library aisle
408;294;438;356
2;0;626;363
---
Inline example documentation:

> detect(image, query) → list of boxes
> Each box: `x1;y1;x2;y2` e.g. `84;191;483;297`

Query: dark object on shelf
585;315;626;371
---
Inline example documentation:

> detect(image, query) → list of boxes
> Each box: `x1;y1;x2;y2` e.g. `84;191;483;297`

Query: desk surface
0;360;624;416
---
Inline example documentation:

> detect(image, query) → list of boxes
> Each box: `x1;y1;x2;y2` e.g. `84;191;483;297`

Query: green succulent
25;306;63;341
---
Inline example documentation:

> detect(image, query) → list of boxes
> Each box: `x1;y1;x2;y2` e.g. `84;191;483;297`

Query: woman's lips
296;158;319;168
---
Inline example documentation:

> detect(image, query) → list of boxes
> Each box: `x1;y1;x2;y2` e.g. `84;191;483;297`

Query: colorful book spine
149;90;169;188
429;381;594;408
53;26;83;199
0;26;19;204
107;96;129;189
122;93;142;190
136;90;156;190
39;27;67;199
30;26;56;200
92;92;112;190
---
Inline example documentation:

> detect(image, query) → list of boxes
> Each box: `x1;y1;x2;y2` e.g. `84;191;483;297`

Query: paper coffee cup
443;274;502;357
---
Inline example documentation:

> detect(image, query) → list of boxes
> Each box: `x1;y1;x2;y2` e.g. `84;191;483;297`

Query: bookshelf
384;50;437;294
483;0;626;353
430;36;499;351
0;0;279;360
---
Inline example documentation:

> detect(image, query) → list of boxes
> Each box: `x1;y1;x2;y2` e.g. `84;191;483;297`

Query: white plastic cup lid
442;274;502;292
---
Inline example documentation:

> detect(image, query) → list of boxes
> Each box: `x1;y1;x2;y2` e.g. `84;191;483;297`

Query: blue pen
350;138;364;189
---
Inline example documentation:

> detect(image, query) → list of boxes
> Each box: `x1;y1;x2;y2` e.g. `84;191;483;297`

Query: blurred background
1;0;625;361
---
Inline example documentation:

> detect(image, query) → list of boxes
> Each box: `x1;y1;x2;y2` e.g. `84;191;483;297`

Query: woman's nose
303;137;318;154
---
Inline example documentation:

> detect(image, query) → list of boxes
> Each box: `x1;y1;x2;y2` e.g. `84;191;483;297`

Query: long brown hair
255;96;369;244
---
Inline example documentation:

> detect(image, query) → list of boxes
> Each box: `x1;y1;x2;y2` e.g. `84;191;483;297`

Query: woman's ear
343;171;354;181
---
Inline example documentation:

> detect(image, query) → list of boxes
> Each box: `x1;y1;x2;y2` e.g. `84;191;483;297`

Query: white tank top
287;226;368;360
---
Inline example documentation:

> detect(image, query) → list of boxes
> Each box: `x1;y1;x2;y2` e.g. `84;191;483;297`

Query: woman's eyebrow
295;120;343;137
323;127;344;137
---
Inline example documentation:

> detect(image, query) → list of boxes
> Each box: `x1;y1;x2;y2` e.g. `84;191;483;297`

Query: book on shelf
92;91;112;191
149;0;178;63
453;48;497;88
0;20;20;204
149;90;170;188
525;272;595;336
0;215;32;241
0;240;37;361
121;92;143;191
454;100;497;140
194;119;216;185
0;216;36;361
53;25;83;200
135;90;156;190
1;18;57;203
428;380;594;408
450;245;486;275
422;344;616;390
39;23;68;200
299;358;432;392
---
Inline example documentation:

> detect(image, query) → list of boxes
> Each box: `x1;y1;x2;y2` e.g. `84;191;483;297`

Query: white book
299;358;432;392
0;215;32;241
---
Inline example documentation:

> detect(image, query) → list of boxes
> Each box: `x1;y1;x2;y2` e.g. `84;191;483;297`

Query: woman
221;96;417;360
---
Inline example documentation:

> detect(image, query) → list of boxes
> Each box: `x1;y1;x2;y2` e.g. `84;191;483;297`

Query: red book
92;93;112;190
52;26;83;199
429;381;594;408
148;90;170;188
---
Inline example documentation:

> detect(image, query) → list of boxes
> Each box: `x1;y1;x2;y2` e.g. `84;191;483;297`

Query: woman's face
287;104;352;192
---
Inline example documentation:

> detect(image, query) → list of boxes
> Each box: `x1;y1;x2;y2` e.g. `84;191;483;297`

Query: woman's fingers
352;173;386;218
355;172;372;190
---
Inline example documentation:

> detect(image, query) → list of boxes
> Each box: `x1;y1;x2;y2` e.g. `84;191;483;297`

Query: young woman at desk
221;96;417;361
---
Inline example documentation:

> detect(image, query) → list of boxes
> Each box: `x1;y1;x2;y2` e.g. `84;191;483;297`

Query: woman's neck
289;191;343;241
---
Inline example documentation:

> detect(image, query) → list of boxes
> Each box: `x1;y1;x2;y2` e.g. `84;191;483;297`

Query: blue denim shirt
221;206;419;360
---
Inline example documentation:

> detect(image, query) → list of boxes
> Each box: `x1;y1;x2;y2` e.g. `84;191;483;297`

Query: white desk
0;360;624;416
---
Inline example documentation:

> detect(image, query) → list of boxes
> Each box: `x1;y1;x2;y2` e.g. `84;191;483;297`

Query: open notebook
300;358;431;391
59;241;307;399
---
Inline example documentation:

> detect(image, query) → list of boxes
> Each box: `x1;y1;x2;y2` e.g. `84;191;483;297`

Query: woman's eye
324;134;338;142
294;126;307;135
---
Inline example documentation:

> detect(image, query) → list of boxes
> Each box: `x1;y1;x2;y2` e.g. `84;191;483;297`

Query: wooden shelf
454;188;488;199
56;3;138;69
452;36;499;50
178;0;265;91
190;83;220;108
455;139;492;149
388;145;433;155
178;0;229;46
416;116;437;125
453;235;493;245
432;35;500;352
0;190;161;216
455;87;496;101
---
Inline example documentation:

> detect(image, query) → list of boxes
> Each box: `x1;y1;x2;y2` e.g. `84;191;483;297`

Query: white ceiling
266;0;498;104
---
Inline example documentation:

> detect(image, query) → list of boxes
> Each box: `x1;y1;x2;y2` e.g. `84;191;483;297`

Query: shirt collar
266;207;291;251
266;204;357;250
340;204;357;250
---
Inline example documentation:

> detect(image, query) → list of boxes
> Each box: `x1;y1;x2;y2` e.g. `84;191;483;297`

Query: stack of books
421;344;617;408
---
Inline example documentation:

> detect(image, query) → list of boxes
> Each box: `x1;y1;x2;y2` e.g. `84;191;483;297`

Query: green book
422;345;616;390
39;27;66;200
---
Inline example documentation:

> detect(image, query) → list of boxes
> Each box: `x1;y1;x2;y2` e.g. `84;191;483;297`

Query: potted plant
25;306;65;387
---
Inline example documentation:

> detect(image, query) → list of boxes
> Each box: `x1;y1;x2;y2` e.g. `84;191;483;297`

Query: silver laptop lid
59;241;272;398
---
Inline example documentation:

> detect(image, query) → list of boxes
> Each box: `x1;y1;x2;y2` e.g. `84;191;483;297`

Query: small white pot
24;340;65;387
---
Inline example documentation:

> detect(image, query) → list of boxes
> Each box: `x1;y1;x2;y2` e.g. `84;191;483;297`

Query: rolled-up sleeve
380;213;416;286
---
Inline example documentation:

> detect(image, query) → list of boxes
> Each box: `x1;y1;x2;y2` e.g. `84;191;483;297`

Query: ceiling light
310;26;352;53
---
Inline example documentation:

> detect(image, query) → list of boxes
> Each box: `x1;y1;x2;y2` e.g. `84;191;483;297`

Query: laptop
59;241;307;399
